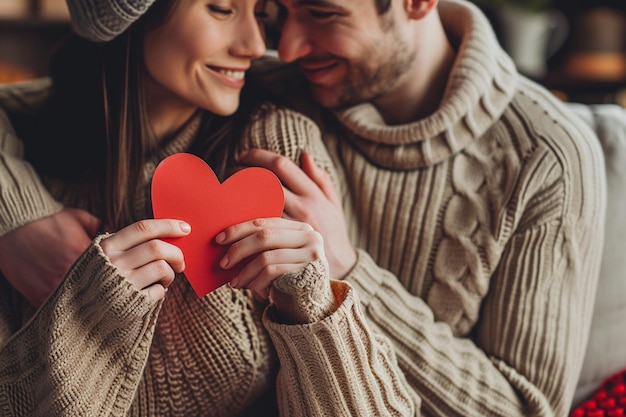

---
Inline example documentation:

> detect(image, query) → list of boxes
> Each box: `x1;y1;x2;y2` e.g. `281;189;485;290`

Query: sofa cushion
567;103;626;407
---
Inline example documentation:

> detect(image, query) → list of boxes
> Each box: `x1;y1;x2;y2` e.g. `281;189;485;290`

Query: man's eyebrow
294;0;342;8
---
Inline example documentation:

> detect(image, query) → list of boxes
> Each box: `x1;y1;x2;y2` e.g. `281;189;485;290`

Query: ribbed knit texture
0;0;607;416
0;79;62;236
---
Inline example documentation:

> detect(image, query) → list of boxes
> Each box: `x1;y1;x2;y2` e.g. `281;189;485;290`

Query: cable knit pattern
427;122;519;333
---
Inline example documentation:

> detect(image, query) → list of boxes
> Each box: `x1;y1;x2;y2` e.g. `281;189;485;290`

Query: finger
253;287;270;301
220;227;320;270
126;259;177;292
141;283;167;301
232;259;309;292
221;229;311;269
71;208;102;238
216;217;313;246
281;187;302;220
113;239;185;274
300;152;340;205
240;149;313;195
101;219;190;253
236;248;317;283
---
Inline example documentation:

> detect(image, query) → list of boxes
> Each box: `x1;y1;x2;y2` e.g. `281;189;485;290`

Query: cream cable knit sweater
250;1;606;415
0;0;607;416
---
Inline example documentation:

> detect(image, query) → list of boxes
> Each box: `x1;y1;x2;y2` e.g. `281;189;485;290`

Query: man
242;0;607;415
0;0;607;415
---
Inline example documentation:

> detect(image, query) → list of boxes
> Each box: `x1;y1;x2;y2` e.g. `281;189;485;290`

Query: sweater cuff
54;234;162;324
263;279;351;329
269;258;336;324
0;107;63;236
262;282;416;415
0;171;63;236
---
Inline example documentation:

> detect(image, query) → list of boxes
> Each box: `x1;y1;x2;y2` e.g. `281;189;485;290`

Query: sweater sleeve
0;106;62;236
263;277;420;416
0;235;161;417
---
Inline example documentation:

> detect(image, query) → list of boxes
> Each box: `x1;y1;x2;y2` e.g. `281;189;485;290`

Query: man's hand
0;208;101;307
240;149;357;279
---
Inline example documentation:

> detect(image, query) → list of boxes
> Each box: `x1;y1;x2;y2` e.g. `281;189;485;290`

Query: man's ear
404;0;439;19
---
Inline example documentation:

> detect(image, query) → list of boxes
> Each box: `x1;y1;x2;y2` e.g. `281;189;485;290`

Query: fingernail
180;222;191;233
220;256;229;268
230;277;239;288
215;232;225;243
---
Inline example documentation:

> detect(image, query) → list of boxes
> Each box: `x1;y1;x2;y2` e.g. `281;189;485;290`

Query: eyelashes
207;5;234;15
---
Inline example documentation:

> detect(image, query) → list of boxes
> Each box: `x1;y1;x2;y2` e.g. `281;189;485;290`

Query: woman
0;0;414;416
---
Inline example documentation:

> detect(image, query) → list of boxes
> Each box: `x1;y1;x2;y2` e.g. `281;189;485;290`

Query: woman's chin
209;101;240;117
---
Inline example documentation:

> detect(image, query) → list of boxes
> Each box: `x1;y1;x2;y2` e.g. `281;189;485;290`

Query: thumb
70;208;102;238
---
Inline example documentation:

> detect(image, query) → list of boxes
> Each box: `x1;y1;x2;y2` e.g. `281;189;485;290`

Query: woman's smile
206;65;248;88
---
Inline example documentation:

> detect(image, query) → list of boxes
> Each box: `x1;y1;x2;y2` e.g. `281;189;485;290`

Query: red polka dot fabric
572;369;626;417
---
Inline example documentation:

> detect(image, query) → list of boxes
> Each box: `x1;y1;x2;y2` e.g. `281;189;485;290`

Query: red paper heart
151;153;284;297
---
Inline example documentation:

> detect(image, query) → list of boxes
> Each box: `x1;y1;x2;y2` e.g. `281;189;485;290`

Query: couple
0;0;606;416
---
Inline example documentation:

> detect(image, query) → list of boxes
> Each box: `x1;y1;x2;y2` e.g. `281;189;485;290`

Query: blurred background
1;0;625;106
471;0;626;106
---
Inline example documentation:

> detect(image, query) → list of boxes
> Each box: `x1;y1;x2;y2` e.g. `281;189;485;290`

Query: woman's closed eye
208;4;234;16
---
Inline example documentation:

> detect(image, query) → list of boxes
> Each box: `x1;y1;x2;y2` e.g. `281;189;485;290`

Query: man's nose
277;17;313;62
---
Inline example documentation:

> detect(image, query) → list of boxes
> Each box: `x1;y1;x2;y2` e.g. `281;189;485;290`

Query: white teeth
218;69;245;80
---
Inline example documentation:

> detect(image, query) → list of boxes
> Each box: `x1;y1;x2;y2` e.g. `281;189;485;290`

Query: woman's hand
216;217;325;300
100;219;190;301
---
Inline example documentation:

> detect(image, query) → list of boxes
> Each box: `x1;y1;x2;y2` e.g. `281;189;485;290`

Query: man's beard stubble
312;15;416;111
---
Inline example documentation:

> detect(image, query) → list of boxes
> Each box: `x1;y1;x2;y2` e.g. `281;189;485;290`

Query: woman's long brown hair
11;0;266;230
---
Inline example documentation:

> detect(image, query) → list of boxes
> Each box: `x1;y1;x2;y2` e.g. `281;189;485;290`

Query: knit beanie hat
66;0;157;42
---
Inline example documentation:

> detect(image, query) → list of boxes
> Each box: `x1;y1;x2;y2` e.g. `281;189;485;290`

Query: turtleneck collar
334;0;519;169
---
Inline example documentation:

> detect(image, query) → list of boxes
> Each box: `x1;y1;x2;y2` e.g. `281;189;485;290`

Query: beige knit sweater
0;0;607;416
